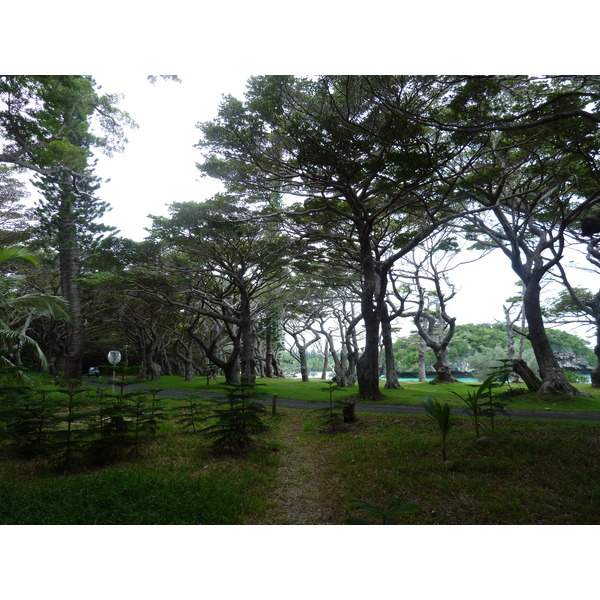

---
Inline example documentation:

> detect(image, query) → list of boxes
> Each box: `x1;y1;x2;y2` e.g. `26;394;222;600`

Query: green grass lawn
1;406;598;524
136;374;600;412
304;410;600;524
0;416;283;525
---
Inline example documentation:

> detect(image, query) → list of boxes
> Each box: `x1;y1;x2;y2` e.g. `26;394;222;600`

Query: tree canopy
1;74;598;393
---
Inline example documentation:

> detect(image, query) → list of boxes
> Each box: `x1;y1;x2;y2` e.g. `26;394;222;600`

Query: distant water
397;377;480;383
397;375;592;384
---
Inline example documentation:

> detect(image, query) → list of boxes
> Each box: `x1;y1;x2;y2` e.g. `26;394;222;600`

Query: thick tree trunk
357;244;384;401
298;347;310;382
223;358;241;384
58;213;84;384
181;342;195;382
288;331;319;382
429;347;458;385
523;279;581;395
591;354;600;388
413;302;458;385
143;341;162;381
357;311;383;400
271;354;285;378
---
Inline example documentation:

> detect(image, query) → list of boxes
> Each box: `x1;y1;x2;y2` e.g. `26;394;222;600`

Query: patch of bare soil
259;411;343;525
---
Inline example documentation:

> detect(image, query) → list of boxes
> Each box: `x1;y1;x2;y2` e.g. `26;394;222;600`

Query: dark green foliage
0;381;169;467
86;398;133;464
0;387;60;457
48;387;93;469
86;391;168;464
200;383;269;454
175;392;210;433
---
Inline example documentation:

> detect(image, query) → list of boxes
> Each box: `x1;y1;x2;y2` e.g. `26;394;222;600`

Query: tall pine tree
33;167;115;382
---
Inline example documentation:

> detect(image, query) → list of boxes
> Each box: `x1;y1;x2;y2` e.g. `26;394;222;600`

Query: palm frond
0;246;39;267
7;294;71;322
0;330;49;372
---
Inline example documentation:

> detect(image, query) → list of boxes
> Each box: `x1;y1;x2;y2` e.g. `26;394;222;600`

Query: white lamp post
108;350;122;393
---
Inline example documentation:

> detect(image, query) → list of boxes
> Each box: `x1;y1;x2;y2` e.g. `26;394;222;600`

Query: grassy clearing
308;412;600;524
136;375;600;412
0;412;285;525
1;402;599;524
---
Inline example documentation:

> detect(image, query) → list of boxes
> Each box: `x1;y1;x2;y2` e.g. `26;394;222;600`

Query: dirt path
259;412;341;525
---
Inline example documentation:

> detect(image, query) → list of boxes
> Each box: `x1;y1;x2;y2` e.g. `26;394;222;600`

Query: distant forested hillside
393;323;594;376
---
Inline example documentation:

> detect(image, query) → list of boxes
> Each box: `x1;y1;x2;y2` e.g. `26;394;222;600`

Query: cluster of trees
1;75;600;399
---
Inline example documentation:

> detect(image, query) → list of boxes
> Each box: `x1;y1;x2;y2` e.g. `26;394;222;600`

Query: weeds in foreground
345;497;419;524
418;395;453;462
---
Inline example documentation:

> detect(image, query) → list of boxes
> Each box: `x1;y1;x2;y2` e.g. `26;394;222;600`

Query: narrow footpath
257;411;340;525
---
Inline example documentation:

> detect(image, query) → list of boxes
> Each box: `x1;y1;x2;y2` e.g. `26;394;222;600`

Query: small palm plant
450;373;500;439
419;395;453;462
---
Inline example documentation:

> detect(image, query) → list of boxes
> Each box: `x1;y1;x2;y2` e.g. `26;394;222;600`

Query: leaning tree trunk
418;338;427;382
239;299;256;384
317;326;350;387
298;347;310;382
381;308;401;389
320;340;329;379
523;279;582;395
512;358;542;391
